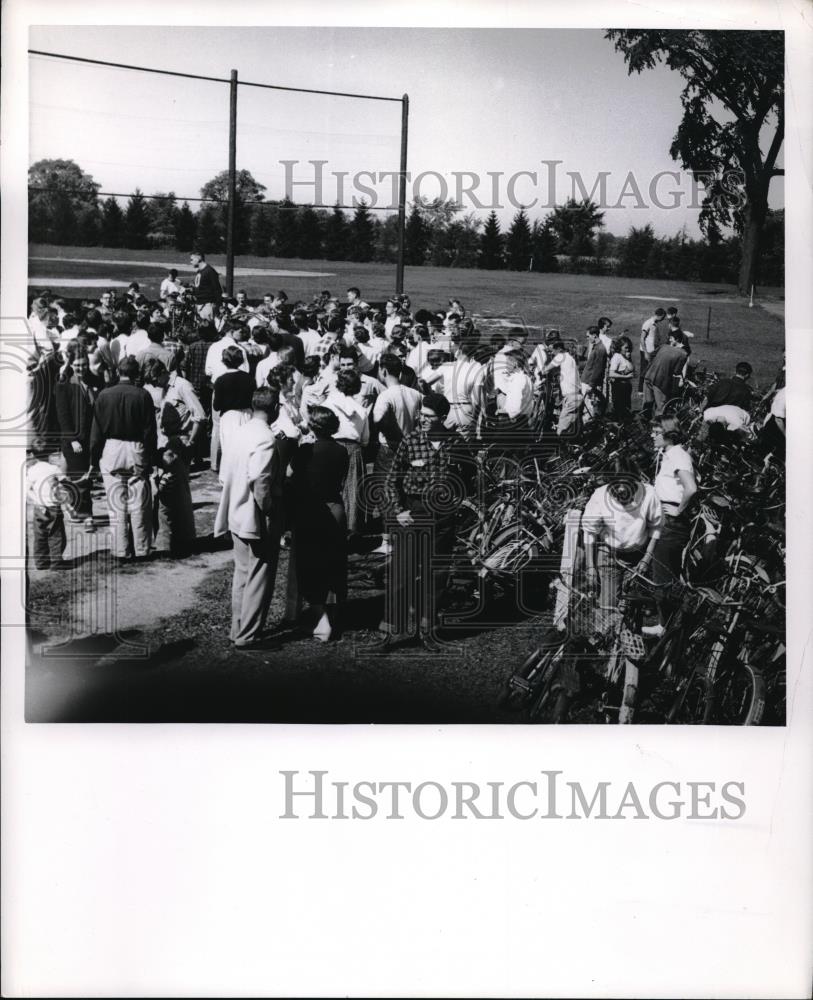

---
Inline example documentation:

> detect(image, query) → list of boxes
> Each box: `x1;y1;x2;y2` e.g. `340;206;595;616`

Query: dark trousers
609;380;632;421
386;501;457;636
61;442;92;517
638;352;649;392
32;505;66;569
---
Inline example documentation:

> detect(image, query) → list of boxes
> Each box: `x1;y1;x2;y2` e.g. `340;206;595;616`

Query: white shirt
30;314;57;354
641;316;662;354
582;483;662;552
297;328;322;358
654;445;694;508
124;328;151;358
372;384;422;446
406;341;429;373
703;405;751;432
544;351;580;397
599;332;613;354
609;353;634;378
325;391;370;446
27;460;63;508
770;387;786;421
205;335;249;382
494;369;534;420
160;277;182;300
255;352;282;388
357;373;383;410
442;357;485;426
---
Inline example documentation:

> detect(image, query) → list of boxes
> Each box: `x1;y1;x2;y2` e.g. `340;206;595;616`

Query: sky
29;26;784;238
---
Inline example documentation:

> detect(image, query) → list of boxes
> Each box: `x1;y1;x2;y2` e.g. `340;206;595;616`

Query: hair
652;416;686;446
29;436;51;460
221;345;246;370
426;349;446;366
735;361;753;378
666;306;679;316
269;362;296;390
128;282;140;292
84;308;103;331
489;333;506;351
422;392;450;420
598;316;612;329
379;353;403;378
302;356;322;379
192;251;206;260
346;286;360;298
457;334;480;358
669;329;687;348
276;290;288;302
118;356;140;380
614;336;633;354
308;405;340;438
251;387;279;416
336;370;361;397
586;325;600;338
62;312;79;329
339;345;359;364
502;347;525;363
142;359;169;385
354;326;370;345
607;454;644;503
371;320;386;339
147;322;165;345
325;314;344;335
654;308;666;318
293;310;309;331
196;320;218;344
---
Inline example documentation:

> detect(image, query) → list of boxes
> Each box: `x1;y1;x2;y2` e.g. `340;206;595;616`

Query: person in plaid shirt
381;392;475;648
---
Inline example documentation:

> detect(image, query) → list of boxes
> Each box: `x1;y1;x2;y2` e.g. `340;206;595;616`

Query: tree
200;169;267;253
618;224;657;277
530;218;558;273
76;204;102;246
548;198;605;258
249;204;276;256
445;214;483;268
147;192;178;247
374;214;400;263
350;201;376;263
100;197;125;248
323;204;350;260
274;198;300;258
174;202;197;252
195;204;222;254
123;190;150;249
297;205;323;259
404;204;429;265
478;211;503;269
28;158;100;245
606;30;783;294
505;209;533;271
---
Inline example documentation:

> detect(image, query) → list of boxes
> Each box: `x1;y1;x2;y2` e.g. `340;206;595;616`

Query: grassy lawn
30;243;784;384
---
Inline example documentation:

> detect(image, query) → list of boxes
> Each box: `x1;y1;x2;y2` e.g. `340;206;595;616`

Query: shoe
641;623;665;638
370;540;392;556
312;612;332;643
232;636;280;651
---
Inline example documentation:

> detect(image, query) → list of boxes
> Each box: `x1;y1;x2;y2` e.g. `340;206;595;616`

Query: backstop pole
226;68;238;296
396;93;409;295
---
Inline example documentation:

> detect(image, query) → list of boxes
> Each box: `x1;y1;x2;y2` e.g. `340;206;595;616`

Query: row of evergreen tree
28;160;783;286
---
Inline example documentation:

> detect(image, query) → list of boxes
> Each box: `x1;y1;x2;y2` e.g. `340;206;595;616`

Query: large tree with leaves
123;190;151;249
548;197;605;259
606;29;783;294
28;158;100;244
200;169;267;253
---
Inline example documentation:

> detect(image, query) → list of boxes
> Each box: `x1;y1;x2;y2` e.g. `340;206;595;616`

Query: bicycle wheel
709;663;766;725
527;643;571;722
497;647;545;712
666;671;709;724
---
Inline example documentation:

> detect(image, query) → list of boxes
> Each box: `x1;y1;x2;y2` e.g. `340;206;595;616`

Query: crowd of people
25;253;786;651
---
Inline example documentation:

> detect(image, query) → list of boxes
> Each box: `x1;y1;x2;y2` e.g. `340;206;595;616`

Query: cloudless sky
29;26;784;238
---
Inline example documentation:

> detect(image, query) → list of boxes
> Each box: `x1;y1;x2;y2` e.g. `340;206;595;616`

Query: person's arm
212;376;224;413
383;437;411;523
580;492;602;592
675;468;697;515
142;393;158;467
89;401;104;469
248;436;278;516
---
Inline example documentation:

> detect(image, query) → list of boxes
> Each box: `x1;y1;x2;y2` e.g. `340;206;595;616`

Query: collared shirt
205;335;249;382
544;350;580;397
582;483;662;552
494;369;534;419
654;444;694;508
136;343;173;369
324;390;370;445
90;380;157;465
641;316;663;355
384;426;468;513
145;373;206;447
442;357;485;426
183;339;209;392
297;328;322;358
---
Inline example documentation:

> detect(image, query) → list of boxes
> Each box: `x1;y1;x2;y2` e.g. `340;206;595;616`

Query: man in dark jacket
190;251;223;321
90;356;158;560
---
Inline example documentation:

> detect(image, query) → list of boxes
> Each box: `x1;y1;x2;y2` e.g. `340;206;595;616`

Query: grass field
30;243;785;384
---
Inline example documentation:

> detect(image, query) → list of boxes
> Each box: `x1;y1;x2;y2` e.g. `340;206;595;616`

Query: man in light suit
214;386;284;648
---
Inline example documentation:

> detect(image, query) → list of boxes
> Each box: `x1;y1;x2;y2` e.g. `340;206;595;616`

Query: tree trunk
738;197;767;296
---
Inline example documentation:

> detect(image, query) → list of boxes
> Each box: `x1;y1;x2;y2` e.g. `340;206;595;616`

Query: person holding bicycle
581;455;663;625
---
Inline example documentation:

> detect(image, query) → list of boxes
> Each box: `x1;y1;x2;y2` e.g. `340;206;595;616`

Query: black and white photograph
2;2;811;997
21;23;787;724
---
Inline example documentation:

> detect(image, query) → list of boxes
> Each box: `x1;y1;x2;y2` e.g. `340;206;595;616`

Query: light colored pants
100;438;152;558
557;392;581;436
230;516;282;645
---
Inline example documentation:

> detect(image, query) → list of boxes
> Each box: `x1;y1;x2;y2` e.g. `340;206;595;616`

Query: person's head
346;286;360;304
551;340;566;354
190;251;205;268
598;316;613;333
235;289;247;305
668;329;687;349
251;386;280;422
336;369;361;398
308;405;340;440
118;356;140;381
390;340;408;362
385;298;397;316
586;325;600;346
84;308;103;332
420;392;450;432
29;437;51;461
70;350;90;381
379;353;403;382
666;306;679;319
221;344;245;370
426;349;445;369
147;322;165;345
197;320;218;343
293;310;309;331
143;358;170;388
325;314;344;335
457;333;479;359
651;416;686;448
489;333;506;355
268;362;296;394
617;336;633;359
502;347;524;374
128;282;140;294
339;346;359;373
606;454;644;507
654;308;666;321
735;361;753;381
301;356;322;381
506;326;527;347
354;325;370;345
100;292;112;308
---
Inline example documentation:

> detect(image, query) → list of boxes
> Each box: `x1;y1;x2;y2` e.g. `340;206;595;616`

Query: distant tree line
28;159;783;287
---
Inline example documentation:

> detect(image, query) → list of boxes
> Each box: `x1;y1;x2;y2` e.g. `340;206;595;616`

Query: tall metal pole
226;69;238;296
395;93;409;295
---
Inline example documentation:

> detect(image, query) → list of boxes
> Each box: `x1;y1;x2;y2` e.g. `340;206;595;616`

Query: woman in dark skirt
291;406;350;642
